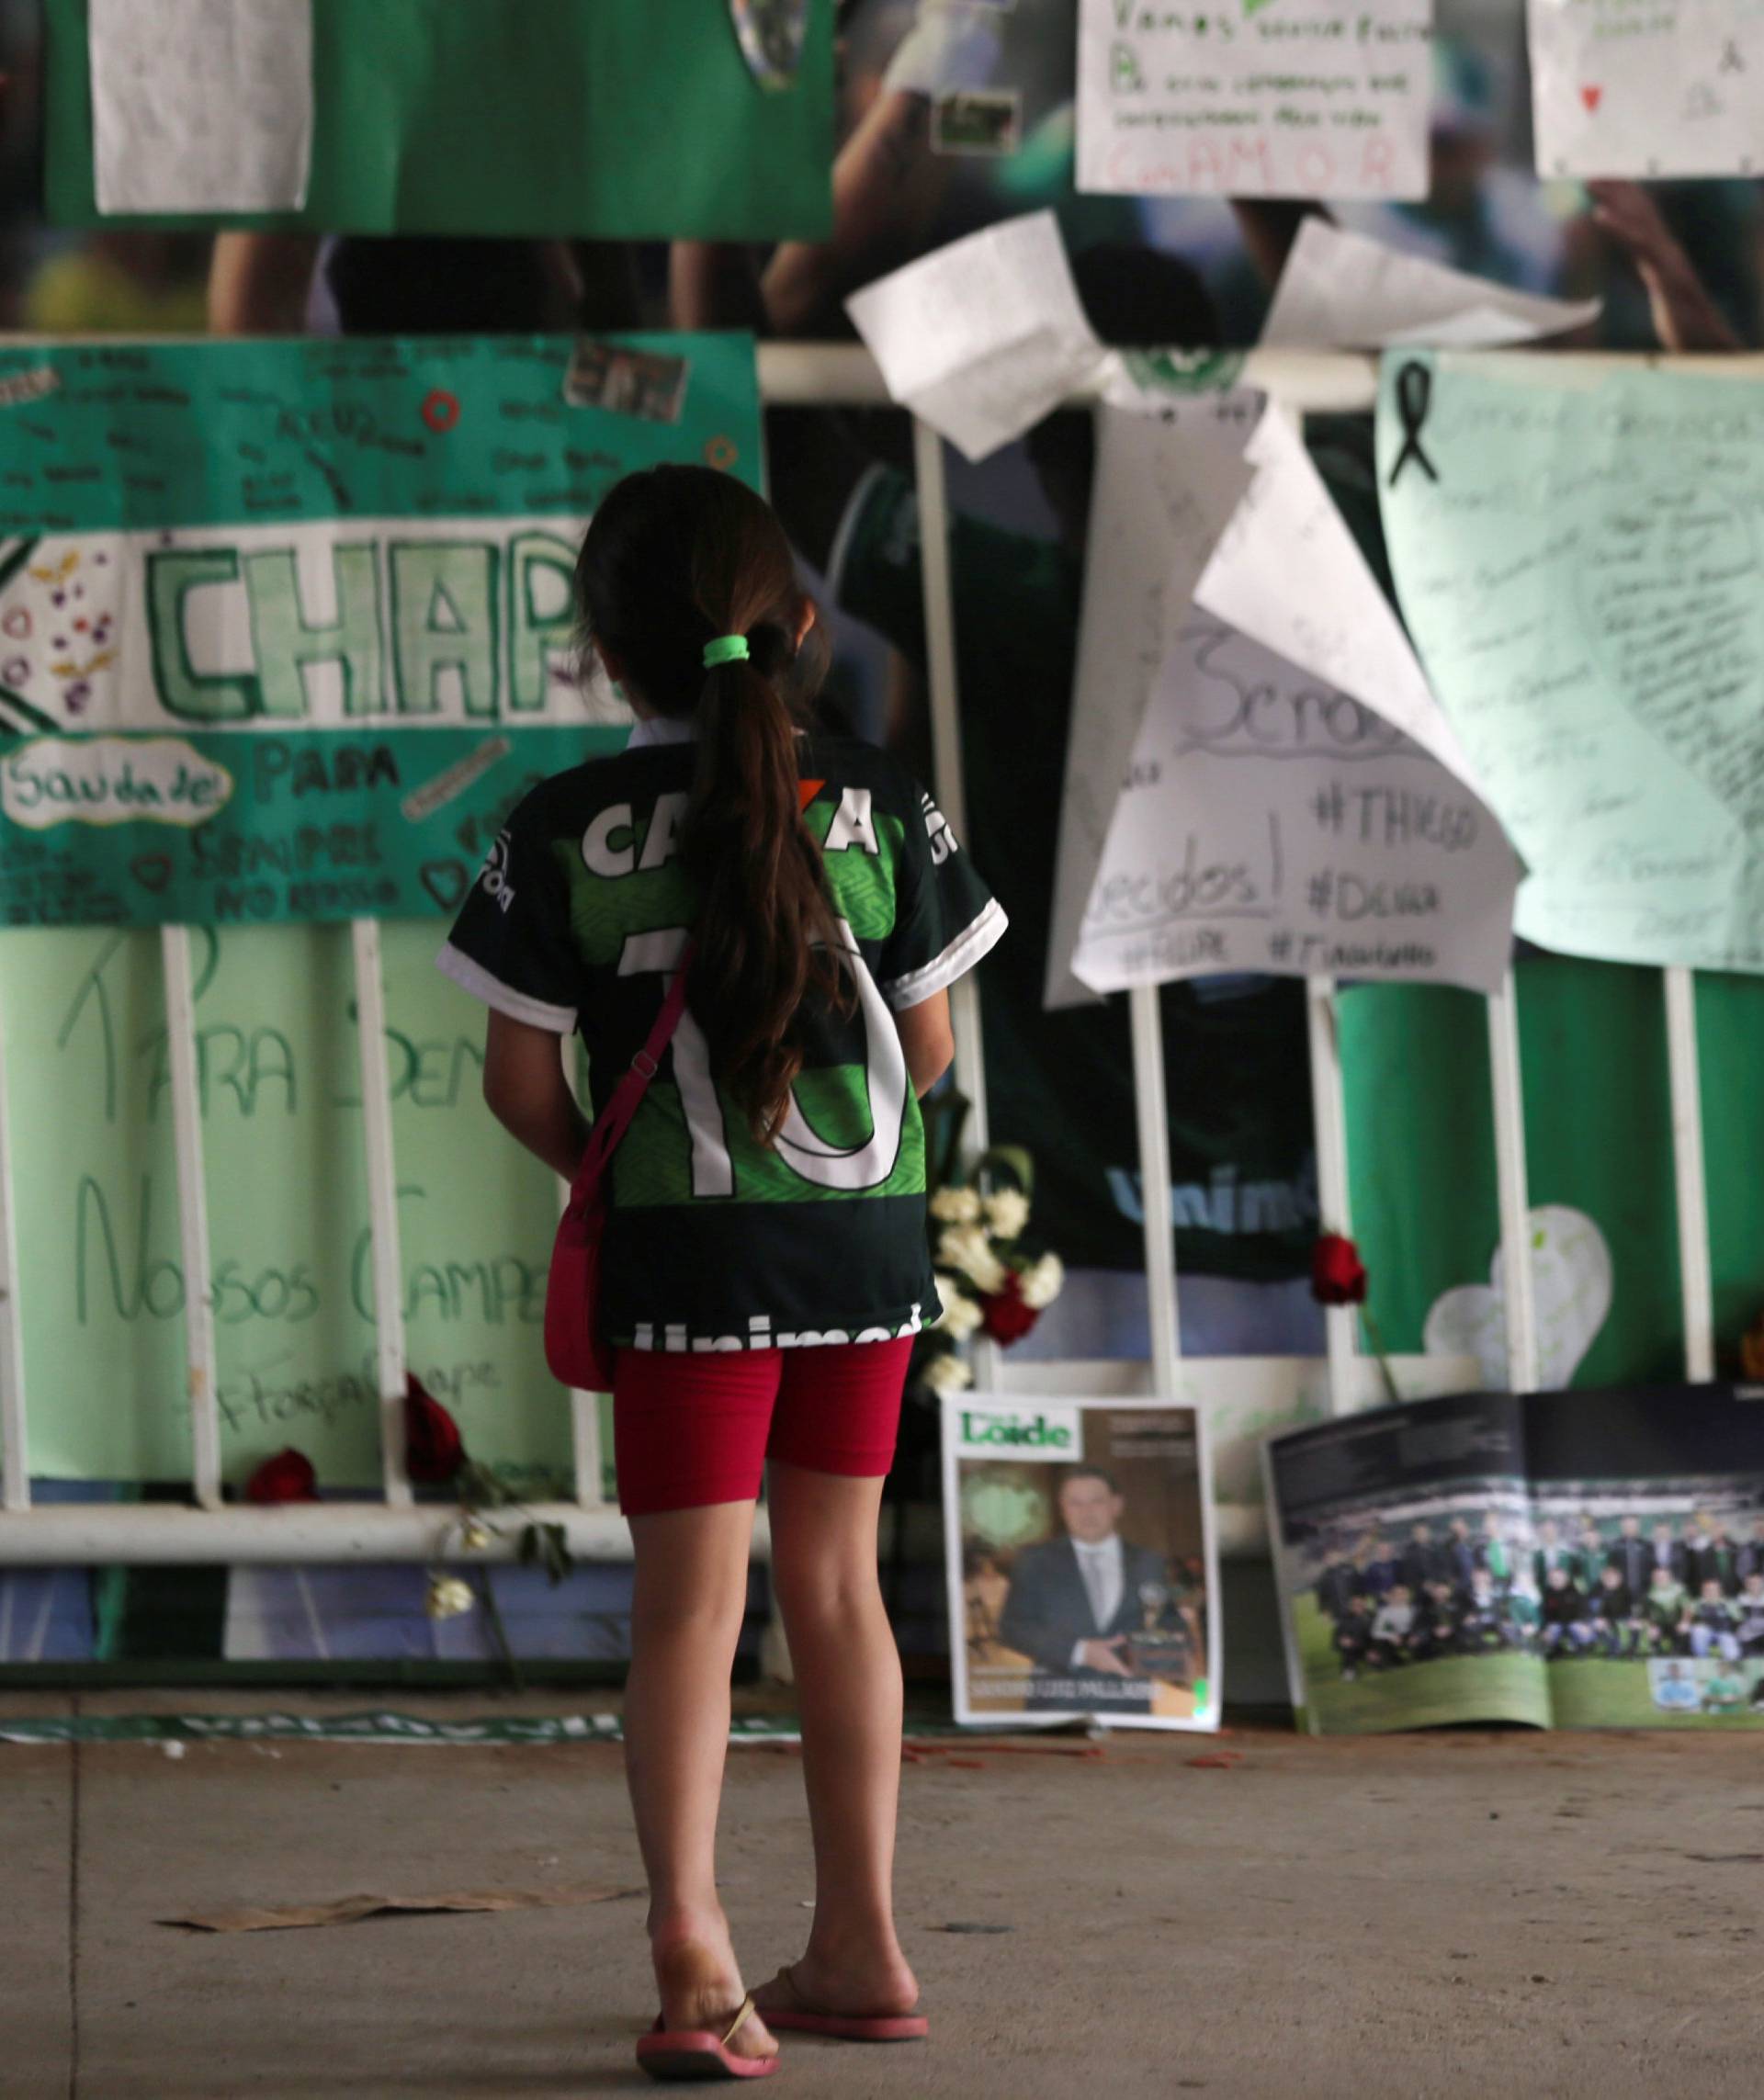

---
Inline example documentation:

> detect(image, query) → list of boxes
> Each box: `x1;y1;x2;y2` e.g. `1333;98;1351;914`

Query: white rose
1019;1253;1066;1310
933;1281;985;1342
929;1185;983;1225
424;1575;475;1621
937;1223;1008;1296
922;1351;974;1396
982;1189;1031;1240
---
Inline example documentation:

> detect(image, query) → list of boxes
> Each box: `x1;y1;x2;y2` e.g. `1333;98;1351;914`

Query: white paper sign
1071;615;1521;994
845;212;1110;462
1045;393;1260;1009
90;0;315;214
1077;0;1434;201
1261;220;1602;350
1529;0;1764;180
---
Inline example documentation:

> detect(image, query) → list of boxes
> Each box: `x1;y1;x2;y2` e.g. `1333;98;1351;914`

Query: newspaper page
1267;1385;1764;1734
1263;1392;1550;1736
1524;1385;1764;1731
944;1396;1219;1732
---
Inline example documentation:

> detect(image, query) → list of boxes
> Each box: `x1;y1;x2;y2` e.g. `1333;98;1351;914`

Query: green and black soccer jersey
437;730;1006;1352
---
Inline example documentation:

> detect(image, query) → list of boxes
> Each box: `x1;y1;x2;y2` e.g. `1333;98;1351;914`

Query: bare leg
625;1499;777;2061
755;1463;919;2017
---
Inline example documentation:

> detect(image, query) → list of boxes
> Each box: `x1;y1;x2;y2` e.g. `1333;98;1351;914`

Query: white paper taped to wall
1261;220;1601;350
1076;0;1435;202
90;0;315;214
845;211;1111;461
1529;0;1764;181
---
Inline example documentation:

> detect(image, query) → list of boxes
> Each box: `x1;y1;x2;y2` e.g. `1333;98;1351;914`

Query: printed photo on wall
942;1396;1219;1732
1264;1385;1764;1736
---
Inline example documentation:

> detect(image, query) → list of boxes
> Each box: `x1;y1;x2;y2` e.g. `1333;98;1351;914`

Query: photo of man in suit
1695;1518;1742;1598
1399;1522;1448;1595
996;1467;1178;1709
1444;1518;1479;1593
1362;1533;1400;1598
1736;1516;1764;1587
1607;1515;1654;1599
1651;1519;1690;1589
1315;1543;1360;1622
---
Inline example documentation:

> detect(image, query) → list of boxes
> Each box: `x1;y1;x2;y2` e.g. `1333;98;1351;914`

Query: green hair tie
703;634;750;668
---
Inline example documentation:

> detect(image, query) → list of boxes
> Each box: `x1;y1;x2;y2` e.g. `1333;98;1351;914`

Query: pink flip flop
636;1993;780;2081
761;1966;929;2043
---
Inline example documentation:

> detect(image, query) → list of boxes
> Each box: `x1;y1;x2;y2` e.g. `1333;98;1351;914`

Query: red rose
405;1375;466;1484
1311;1233;1368;1307
244;1447;318;1505
979;1272;1041;1345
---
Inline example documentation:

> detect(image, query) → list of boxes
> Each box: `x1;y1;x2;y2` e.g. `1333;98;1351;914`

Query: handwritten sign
0;333;761;929
1072;615;1519;993
1378;355;1764;974
1529;0;1764;180
9;921;591;1488
1077;0;1434;201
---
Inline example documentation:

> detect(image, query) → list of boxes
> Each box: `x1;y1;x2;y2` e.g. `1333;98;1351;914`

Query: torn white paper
1045;393;1260;1010
1529;0;1764;181
1077;0;1435;202
1261;220;1601;350
90;0;314;215
1192;405;1483;790
845;211;1110;461
1071;614;1521;996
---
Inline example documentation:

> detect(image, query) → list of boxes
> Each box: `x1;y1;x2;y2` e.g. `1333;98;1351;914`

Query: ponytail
687;627;851;1144
574;465;852;1145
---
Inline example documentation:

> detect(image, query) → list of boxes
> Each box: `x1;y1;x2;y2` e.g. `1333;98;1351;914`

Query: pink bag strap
568;943;695;1208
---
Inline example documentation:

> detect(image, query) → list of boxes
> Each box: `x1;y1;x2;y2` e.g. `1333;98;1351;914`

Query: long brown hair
574;465;850;1144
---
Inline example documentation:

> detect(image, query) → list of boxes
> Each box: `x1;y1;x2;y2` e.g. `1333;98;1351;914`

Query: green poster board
44;0;834;242
0;331;762;929
1341;959;1764;1388
10;917;601;1489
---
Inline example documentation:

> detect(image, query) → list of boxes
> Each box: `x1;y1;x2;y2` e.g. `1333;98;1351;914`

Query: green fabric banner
0;332;762;929
1342;960;1764;1388
44;0;834;242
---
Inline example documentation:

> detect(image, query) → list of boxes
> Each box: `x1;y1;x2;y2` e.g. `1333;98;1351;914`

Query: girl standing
439;464;1005;2077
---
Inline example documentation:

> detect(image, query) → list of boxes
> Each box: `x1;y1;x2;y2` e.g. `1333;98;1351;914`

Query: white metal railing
0;339;1741;1564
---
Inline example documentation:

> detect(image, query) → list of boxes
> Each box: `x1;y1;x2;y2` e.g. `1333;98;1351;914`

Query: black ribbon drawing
1386;359;1439;489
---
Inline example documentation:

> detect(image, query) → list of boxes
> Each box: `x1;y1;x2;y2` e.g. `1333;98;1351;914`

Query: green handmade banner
44;0;834;242
0;333;763;930
11;918;589;1485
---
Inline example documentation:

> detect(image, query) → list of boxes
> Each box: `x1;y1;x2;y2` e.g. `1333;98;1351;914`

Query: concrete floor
6;1692;1763;2098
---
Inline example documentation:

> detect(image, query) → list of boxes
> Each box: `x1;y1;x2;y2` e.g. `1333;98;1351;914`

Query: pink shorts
611;1338;915;1518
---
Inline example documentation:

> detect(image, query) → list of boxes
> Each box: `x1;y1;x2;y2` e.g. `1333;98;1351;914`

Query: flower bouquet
912;1139;1063;1402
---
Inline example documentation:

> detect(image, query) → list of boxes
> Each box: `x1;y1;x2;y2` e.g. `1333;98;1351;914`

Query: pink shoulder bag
544;949;694;1391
